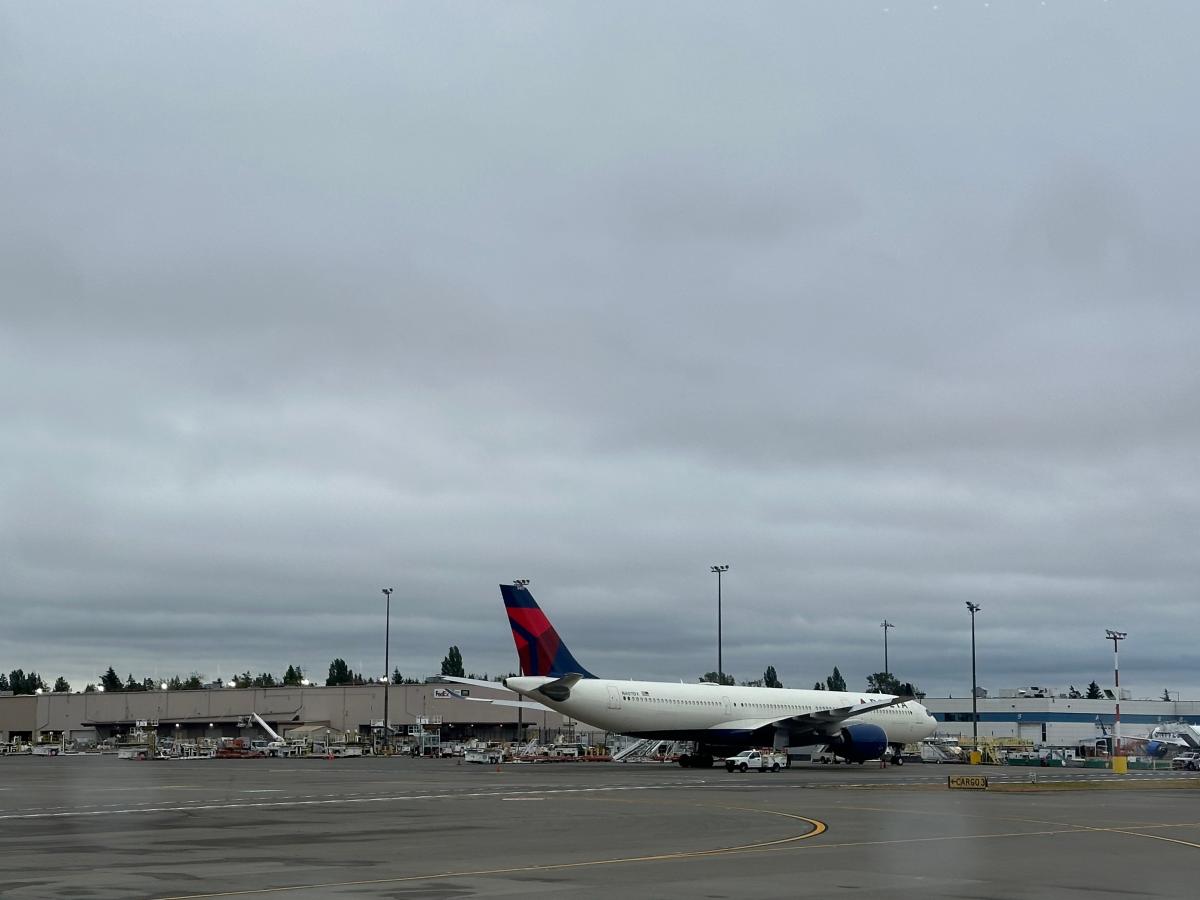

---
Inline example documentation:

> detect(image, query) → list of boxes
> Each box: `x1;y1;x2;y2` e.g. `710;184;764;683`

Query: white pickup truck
724;749;788;772
1171;752;1200;771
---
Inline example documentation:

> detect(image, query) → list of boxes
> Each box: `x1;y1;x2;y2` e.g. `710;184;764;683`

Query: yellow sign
948;775;989;790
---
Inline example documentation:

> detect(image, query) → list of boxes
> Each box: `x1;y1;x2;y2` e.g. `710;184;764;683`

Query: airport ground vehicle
724;749;787;772
1171;752;1200;770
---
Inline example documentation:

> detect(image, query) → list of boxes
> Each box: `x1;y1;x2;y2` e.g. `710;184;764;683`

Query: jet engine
828;723;889;763
1145;740;1169;759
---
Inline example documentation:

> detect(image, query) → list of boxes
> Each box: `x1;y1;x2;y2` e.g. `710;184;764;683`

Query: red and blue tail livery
501;583;595;679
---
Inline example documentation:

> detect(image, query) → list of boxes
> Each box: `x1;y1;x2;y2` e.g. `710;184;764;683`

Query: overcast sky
3;2;1197;701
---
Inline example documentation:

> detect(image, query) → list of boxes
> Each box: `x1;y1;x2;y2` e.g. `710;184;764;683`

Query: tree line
5;660;1160;701
0;647;478;695
698;664;925;698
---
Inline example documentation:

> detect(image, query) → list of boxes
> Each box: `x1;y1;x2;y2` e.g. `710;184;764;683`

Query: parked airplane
1138;722;1200;758
446;582;938;768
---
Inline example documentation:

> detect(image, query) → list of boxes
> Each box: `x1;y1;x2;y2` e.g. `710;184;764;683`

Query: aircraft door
722;696;732;717
607;685;621;710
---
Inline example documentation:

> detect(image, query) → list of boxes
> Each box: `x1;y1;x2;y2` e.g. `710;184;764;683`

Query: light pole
710;565;729;684
514;579;530;742
880;620;894;675
966;602;980;748
382;588;393;753
1106;629;1127;756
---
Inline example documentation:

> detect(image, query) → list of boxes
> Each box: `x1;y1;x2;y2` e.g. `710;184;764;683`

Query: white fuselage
506;676;938;746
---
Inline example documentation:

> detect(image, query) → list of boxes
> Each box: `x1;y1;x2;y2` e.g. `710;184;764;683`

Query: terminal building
0;682;573;748
923;690;1200;750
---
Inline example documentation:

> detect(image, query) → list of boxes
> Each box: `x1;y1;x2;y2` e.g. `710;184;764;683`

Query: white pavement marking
0;783;668;821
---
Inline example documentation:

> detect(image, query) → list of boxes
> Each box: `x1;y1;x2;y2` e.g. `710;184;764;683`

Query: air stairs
517;738;540;758
919;740;963;763
612;739;680;763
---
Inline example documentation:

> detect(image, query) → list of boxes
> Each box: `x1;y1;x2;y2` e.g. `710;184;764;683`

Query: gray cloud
2;2;1199;700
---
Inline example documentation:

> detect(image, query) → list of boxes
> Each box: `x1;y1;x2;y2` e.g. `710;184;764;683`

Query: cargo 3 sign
947;774;989;790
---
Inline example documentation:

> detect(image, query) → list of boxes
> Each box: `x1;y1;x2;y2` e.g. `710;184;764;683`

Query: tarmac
2;756;1199;899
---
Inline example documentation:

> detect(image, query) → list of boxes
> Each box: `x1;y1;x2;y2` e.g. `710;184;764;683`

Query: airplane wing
796;695;913;724
429;676;515;693
713;696;913;742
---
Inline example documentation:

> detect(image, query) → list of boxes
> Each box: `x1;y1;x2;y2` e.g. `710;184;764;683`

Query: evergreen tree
282;665;304;686
440;646;465;678
0;673;8;692
123;674;145;692
825;667;847;692
1086;680;1104;699
326;658;354;686
813;681;823;690
182;673;204;690
83;684;96;693
6;670;47;694
391;667;405;685
867;672;902;694
99;667;123;692
699;671;736;685
1068;685;1082;699
762;666;783;689
53;677;70;693
1161;688;1173;702
167;676;184;690
252;672;277;688
865;672;922;697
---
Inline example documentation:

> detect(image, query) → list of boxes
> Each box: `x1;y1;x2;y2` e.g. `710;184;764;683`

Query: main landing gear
677;749;716;768
889;746;905;766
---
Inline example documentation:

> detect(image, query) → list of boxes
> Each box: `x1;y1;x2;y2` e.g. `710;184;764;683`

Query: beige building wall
7;683;570;743
0;695;37;741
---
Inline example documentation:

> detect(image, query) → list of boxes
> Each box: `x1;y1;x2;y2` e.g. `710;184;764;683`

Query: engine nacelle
1146;740;1169;759
828;723;889;763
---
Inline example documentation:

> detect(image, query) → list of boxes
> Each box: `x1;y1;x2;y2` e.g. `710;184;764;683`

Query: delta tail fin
501;583;595;678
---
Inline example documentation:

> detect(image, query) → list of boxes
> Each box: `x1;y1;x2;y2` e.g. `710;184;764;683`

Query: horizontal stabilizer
535;672;583;702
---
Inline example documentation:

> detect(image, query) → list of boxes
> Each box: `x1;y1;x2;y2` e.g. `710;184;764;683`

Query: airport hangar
0;682;572;746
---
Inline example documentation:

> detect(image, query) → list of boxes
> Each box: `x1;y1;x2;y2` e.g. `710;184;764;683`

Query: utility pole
881;620;894;675
1106;629;1127;756
710;565;729;684
966;602;981;748
382;588;393;754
